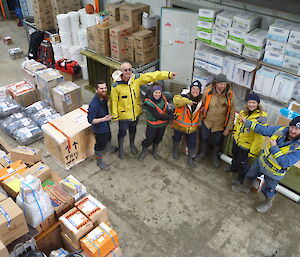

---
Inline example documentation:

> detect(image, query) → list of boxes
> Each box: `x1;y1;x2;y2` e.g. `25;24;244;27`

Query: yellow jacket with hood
233;109;268;157
110;71;173;121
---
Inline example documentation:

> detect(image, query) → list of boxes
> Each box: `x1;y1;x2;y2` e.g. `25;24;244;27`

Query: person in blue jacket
232;116;300;213
87;80;114;170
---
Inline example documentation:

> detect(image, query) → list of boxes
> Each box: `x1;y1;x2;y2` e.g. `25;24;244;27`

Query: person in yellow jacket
228;93;268;185
110;62;175;159
172;80;202;168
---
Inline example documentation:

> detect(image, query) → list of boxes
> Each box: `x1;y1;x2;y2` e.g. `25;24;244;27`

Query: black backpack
28;31;44;60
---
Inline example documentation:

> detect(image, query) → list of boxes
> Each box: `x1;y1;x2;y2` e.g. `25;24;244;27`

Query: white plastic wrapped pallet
78;28;88;48
60;31;73;48
81;64;89;80
57;14;70;33
68;11;80;30
69;45;83;64
86;13;97;27
62;45;71;59
16;175;54;228
51;42;63;61
78;8;87;29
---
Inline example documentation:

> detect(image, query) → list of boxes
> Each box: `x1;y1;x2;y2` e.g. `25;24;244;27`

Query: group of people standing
88;62;300;213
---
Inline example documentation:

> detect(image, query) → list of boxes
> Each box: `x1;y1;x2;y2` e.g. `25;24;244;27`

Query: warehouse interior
0;0;300;257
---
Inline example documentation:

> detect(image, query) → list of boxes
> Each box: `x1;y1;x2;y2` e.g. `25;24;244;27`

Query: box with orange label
10;146;42;164
80;222;119;257
1;173;23;198
0;160;27;181
75;194;108;226
59;207;93;245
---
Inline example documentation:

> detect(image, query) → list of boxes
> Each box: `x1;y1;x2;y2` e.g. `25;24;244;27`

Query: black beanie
289;116;300;128
190;80;202;91
247;93;260;104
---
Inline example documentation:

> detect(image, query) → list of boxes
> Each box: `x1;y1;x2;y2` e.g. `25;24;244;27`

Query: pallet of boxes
0;141;122;256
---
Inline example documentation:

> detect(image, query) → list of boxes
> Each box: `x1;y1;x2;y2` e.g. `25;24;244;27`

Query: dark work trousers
94;132;111;151
200;123;224;146
172;129;197;150
231;140;250;183
118;118;139;139
141;125;166;147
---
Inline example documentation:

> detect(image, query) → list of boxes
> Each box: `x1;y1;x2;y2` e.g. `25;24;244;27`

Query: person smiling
228;93;268;185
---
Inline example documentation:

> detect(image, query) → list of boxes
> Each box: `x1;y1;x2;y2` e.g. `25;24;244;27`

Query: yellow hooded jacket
233;109;268;157
110;71;172;121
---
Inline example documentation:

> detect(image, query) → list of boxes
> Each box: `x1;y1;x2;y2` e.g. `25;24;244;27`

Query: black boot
118;137;125;159
172;140;180;160
138;146;147;160
196;140;207;161
129;133;138;155
152;144;161;160
256;197;274;213
95;151;108;171
213;145;221;168
187;148;195;168
104;141;118;154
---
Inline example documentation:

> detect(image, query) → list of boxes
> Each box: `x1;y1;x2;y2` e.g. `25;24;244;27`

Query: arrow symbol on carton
65;145;71;154
73;142;78;150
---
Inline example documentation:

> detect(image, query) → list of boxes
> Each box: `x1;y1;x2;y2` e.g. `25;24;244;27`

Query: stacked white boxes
243;28;268;59
211;24;228;49
253;67;279;97
223;56;243;82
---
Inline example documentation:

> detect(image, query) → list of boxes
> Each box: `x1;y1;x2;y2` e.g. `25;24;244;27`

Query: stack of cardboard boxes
133;30;157;64
110;24;132;60
51;0;81;27
32;0;55;31
106;1;129;25
87;25;111;56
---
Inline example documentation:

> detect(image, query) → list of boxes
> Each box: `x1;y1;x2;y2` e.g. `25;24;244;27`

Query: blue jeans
245;158;279;198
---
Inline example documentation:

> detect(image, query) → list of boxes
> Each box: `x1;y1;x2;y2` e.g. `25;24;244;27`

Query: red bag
55;59;81;75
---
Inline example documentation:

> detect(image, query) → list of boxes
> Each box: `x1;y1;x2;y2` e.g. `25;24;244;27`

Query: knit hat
289;116;300;128
246;93;260;104
190;80;202;91
152;85;162;92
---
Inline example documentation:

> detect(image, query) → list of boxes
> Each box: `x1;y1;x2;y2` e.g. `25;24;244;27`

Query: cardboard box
52;81;83;115
270;73;298;103
59;207;93;244
22;162;54;183
35;213;57;233
0;197;29;245
59;71;79;82
194;45;215;61
60;175;87;201
215;10;237;30
10;146;42;164
32;0;55;31
283;55;300;71
45;183;74;218
288;25;300;46
111;44;127;61
135;46;157;65
0;155;12;168
285;43;300;58
198;8;222;22
35;68;64;105
8;47;24;60
106;247;122;257
42;105;95;170
133;30;155;50
194;59;208;70
226;38;243;55
0;160;27;182
268;20;295;42
244;28;268;50
242;46;264;59
80;223;119;257
0;193;7;202
110;24;132;48
120;3;150;31
289;100;300;113
263;51;285;66
229;28;247;43
208;50;228;67
7;81;39;107
265;39;287;54
22;60;47;87
236;61;257;88
223;56;243;82
61;232;81;251
253;67;279;97
1;173;23;198
206;63;222;75
197;30;211;43
87;25;111;55
232;12;261;32
105;1;129;22
197;20;213;32
192;69;214;89
211;34;227;48
0;240;9;257
75;194;108;226
142;13;159;29
276;115;292;127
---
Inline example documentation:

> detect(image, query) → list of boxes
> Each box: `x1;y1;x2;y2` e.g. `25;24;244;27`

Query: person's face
121;63;132;81
153;90;162;100
288;126;300;140
216;82;227;93
247;100;259;111
96;83;107;98
191;86;200;98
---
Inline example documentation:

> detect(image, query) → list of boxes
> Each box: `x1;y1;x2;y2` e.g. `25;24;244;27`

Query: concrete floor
1;20;300;257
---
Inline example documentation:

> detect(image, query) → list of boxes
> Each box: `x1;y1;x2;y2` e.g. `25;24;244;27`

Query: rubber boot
104;141;118;155
213;145;221;168
138;146;147;161
196;140;207;161
129;133;138;155
152;144;161;160
231;178;251;193
172;140;180;160
118;137;125;159
256;197;274;213
95;151;108;171
187;148;195;168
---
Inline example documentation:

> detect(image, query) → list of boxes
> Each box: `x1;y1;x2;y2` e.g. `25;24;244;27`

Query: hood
112;70;135;84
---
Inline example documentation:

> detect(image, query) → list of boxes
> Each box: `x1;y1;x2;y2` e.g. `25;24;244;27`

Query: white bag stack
16;175;54;228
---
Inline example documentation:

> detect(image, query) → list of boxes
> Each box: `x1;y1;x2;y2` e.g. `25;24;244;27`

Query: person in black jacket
87;80;113;170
